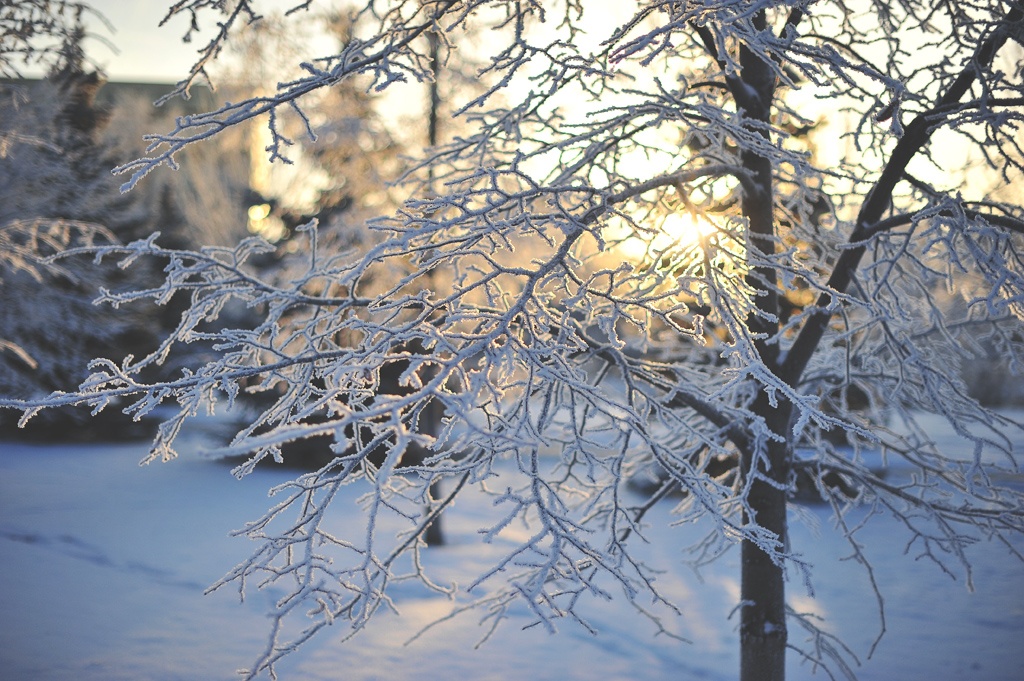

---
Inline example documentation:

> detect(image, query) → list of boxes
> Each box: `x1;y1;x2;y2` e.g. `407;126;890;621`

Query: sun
615;211;717;263
657;212;716;249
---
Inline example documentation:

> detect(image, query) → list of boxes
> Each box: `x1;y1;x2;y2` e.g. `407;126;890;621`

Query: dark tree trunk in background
420;27;445;547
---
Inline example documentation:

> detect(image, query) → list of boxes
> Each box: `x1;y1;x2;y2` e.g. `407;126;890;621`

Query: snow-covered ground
1;414;1023;681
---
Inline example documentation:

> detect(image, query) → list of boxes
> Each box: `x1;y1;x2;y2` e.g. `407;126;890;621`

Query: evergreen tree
0;54;156;433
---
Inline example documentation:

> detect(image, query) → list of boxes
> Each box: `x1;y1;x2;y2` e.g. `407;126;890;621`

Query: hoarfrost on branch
2;2;1024;680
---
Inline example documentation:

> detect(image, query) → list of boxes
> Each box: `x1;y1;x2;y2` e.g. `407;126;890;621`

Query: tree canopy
2;2;1023;680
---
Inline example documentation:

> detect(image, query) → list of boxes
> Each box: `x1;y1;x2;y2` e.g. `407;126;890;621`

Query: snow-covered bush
3;2;1024;680
0;69;160;428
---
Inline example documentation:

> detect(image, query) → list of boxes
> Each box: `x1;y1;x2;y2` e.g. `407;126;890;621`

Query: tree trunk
739;403;791;681
420;27;445;548
422;478;444;546
734;11;789;677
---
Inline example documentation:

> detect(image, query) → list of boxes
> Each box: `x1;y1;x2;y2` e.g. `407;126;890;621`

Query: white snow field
1;412;1022;681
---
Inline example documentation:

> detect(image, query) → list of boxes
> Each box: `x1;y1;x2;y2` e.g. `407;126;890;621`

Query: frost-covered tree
3;2;1024;680
0;60;162;427
0;0;109;78
0;13;250;425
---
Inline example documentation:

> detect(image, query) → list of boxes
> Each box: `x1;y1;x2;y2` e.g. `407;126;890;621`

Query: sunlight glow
247;203;288;242
247;203;272;222
656;212;717;249
618;212;717;263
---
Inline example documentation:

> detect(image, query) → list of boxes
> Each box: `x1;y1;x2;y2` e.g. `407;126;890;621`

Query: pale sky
80;1;214;83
